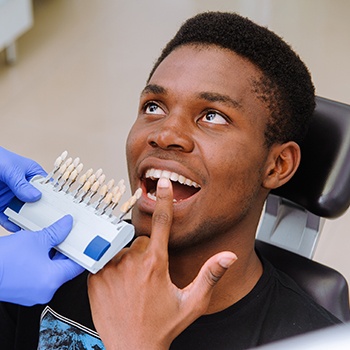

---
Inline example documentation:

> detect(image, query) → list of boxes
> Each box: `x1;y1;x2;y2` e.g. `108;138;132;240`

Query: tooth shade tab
76;163;84;174
98;174;106;184
64;157;73;168
106;179;115;190
60;150;68;161
72;157;80;167
94;168;103;179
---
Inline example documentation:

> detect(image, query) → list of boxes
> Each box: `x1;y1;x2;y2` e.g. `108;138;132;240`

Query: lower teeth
147;192;177;203
147;192;156;201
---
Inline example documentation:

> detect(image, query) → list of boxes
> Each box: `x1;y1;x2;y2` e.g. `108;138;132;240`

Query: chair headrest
271;96;350;218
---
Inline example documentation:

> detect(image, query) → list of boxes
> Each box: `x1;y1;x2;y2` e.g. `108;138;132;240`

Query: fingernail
158;177;170;188
219;254;237;269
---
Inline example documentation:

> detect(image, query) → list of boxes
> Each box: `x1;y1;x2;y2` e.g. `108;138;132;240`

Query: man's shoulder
260;257;341;328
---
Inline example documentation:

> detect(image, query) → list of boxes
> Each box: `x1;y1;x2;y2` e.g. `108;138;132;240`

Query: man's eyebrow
141;84;167;96
198;92;243;110
140;85;242;110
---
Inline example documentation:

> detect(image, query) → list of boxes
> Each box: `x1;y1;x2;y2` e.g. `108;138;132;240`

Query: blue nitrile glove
0;146;46;232
0;215;84;306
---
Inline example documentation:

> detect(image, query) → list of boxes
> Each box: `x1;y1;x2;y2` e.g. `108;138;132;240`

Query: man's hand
0;146;46;232
88;178;237;350
0;215;84;306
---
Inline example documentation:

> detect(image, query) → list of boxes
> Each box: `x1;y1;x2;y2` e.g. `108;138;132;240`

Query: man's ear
263;141;301;190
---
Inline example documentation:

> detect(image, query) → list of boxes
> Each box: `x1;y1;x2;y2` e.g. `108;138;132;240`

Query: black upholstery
272;96;350;218
257;96;350;322
256;240;350;322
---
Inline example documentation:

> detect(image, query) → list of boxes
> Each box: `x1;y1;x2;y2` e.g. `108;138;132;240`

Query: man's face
126;45;272;250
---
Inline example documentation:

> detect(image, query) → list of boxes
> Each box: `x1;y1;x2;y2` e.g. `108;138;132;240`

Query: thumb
191;251;237;297
41;215;74;247
11;179;42;203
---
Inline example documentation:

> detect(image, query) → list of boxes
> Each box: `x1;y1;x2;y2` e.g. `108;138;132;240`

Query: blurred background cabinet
0;0;33;63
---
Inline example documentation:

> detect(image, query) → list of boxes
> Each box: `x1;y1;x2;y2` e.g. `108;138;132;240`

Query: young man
0;12;341;350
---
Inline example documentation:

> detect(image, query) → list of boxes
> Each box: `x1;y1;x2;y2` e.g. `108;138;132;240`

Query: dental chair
256;96;350;322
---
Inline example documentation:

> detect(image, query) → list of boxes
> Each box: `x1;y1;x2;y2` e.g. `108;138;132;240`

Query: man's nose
147;116;194;152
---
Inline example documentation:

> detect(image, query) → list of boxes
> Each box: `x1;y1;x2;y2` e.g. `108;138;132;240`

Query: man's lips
142;168;201;202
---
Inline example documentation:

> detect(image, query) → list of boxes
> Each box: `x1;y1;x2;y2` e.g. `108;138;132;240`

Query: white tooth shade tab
145;168;200;188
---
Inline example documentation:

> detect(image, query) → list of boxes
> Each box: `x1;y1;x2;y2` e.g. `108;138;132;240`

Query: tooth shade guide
104;192;113;204
112;192;123;206
60;150;68;161
118;188;142;222
62;171;70;182
92;184;109;209
54;156;63;168
94;168;103;179
76;163;84;174
40;151;140;223
105;191;123;217
62;169;79;193
75;181;91;203
68;169;78;182
99;184;108;196
84;168;94;179
96;192;113;215
66;163;75;175
58;163;68;176
5;172;136;273
98;174;106;185
106;179;115;190
83;180;101;204
87;174;96;184
134;188;142;200
83;180;92;192
63;157;73;168
42;150;70;184
72;157;80;167
87;180;100;197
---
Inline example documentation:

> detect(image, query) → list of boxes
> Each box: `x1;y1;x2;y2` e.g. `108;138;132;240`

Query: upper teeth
145;168;200;188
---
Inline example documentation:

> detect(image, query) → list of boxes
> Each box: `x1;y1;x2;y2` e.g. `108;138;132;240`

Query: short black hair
148;12;315;147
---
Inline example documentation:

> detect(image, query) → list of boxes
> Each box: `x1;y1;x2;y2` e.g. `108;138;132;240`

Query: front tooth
153;169;162;179
161;170;171;179
147;192;157;201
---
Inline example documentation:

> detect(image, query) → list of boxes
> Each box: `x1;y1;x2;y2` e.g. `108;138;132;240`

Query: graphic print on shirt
38;306;105;349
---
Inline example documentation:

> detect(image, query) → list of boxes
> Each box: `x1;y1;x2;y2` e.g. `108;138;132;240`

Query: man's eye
201;111;228;125
145;102;165;115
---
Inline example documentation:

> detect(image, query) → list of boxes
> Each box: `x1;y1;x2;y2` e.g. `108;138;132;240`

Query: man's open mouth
142;168;201;202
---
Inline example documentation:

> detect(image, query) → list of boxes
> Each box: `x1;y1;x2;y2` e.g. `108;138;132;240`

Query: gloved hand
0;146;46;232
0;215;85;306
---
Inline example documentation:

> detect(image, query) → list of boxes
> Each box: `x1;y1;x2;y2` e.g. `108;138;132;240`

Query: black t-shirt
0;256;341;350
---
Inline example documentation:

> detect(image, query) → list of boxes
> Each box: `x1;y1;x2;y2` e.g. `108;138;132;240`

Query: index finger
148;177;174;254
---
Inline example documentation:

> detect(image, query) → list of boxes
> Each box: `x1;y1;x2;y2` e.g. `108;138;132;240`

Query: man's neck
168;236;263;315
